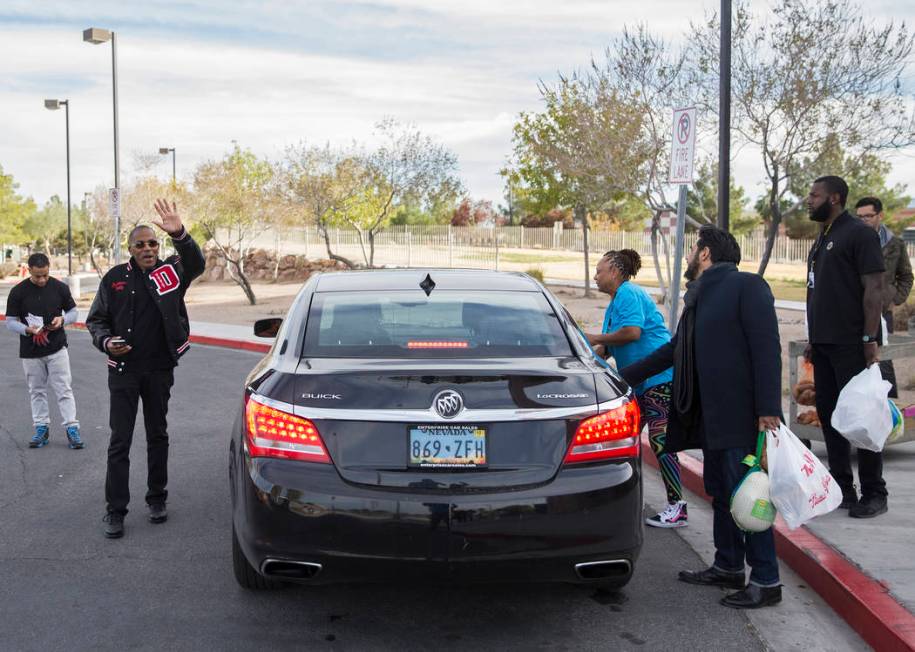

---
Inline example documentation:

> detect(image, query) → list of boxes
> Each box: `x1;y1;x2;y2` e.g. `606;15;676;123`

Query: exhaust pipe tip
260;559;323;581
574;559;632;581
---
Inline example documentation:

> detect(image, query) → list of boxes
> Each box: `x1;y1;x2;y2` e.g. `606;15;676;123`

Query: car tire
232;525;282;590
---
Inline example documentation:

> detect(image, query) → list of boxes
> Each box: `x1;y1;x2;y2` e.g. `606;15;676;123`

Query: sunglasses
132;239;160;249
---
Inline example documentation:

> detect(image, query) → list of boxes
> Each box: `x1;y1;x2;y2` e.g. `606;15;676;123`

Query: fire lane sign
109;187;121;218
669;107;697;184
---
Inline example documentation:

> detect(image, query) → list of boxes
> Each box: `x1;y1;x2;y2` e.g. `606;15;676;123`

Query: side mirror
253;317;282;338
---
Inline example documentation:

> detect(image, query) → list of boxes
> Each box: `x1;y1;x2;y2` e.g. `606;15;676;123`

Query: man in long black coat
621;226;783;609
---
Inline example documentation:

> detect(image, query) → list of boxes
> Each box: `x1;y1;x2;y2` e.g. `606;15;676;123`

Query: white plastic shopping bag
766;425;841;529
830;364;892;452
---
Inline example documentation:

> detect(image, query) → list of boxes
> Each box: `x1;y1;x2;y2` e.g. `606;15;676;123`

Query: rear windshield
303;290;573;358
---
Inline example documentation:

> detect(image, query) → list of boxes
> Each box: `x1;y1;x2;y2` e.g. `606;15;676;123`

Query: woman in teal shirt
587;249;686;528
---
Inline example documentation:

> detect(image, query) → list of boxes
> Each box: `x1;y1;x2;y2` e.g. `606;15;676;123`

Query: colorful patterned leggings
638;382;682;504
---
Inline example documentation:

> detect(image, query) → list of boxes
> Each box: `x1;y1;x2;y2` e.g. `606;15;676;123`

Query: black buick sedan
230;269;643;590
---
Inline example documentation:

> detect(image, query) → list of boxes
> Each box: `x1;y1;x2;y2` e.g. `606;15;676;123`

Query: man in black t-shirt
805;175;887;519
4;252;83;449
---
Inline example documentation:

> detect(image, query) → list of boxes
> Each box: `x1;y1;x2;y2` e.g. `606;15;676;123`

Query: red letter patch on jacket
149;264;180;296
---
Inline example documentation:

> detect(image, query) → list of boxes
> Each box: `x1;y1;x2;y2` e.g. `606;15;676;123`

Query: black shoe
839;485;858;509
678;566;745;590
148;503;168;524
849;495;887;519
103;512;124;539
720;584;782;609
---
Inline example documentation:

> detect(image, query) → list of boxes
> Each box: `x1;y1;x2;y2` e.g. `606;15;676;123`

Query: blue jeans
703;446;780;587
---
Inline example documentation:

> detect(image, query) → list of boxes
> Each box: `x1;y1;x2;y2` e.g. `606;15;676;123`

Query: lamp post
159;147;176;185
83;26;121;263
718;0;732;231
44;99;72;277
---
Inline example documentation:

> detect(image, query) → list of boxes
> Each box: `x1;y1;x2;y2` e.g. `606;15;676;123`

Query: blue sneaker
66;425;84;450
29;424;50;448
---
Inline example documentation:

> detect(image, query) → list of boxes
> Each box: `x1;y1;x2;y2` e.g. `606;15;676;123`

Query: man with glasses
855;196;913;398
87;199;205;538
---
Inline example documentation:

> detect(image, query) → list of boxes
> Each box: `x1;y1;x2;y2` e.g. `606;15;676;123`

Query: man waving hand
87;199;205;539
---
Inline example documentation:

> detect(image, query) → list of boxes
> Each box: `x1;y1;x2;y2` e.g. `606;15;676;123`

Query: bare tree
690;0;915;275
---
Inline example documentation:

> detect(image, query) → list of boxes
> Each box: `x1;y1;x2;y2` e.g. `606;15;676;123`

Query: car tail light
245;396;331;464
564;400;641;464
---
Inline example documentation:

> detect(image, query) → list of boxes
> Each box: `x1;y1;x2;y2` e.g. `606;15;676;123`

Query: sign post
109;187;121;264
668;107;697;330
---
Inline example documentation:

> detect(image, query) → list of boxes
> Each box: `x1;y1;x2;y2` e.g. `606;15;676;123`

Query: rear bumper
232;454;643;586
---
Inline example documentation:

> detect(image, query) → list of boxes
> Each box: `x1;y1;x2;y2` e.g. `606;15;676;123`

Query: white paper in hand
25;313;44;329
831;365;892;452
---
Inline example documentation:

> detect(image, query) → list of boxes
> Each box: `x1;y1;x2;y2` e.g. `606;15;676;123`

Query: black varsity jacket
86;230;205;373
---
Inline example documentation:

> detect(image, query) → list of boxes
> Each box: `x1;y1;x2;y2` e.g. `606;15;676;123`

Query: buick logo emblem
433;390;464;419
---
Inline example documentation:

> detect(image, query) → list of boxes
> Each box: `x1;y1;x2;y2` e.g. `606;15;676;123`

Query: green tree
22;195;67;255
339;119;461;267
0;164;35;245
193;146;275;304
783;135;911;237
282;143;365;268
687;162;755;234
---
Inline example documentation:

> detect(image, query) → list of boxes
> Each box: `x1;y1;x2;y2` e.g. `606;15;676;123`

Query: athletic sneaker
66;425;84;450
29;424;50;448
646;501;688;528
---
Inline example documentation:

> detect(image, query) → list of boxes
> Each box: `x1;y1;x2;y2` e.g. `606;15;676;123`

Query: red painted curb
0;315;272;354
641;435;915;652
186;334;271;353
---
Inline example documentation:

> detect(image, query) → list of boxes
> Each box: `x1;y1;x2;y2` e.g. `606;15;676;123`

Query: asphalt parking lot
0;331;770;651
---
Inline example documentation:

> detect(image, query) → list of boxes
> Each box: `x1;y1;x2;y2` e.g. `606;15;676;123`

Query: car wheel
232;525;282;590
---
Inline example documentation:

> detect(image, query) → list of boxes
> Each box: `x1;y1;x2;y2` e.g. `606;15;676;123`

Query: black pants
105;368;175;516
879;310;898;398
703;446;779;586
811;344;887;498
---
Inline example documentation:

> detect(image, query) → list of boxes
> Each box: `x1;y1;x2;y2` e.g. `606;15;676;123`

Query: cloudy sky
2;0;913;211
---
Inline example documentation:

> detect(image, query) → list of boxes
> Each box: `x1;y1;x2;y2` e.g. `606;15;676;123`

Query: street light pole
44;99;72;277
718;0;732;231
83;27;121;264
159;147;176;185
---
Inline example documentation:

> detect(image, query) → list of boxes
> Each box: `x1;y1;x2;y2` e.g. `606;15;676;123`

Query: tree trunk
757;172;781;277
368;230;376;268
319;224;358;269
650;210;669;304
226;258;257;305
577;204;591;298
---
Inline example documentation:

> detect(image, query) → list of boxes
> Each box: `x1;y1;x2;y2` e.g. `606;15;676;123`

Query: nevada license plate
408;424;487;468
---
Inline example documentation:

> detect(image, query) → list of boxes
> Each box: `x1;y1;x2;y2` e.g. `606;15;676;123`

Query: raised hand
151;199;184;236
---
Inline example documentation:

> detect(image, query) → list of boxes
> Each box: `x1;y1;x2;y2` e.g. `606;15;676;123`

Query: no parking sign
669;107;697;184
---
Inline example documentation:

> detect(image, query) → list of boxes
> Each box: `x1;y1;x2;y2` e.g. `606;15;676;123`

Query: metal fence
242;224;829;268
234;224;915;279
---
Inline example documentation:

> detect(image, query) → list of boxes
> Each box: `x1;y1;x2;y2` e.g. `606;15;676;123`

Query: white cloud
1;0;913;211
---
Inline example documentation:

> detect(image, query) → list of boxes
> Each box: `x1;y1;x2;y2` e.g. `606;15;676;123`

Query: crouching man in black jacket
87;199;205;538
620;226;783;609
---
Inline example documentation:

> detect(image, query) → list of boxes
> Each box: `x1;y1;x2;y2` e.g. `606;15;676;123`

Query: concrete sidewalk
667;443;915;650
803;439;915;611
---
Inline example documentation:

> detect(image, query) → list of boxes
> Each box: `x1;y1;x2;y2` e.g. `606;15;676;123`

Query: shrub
525;266;545;283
